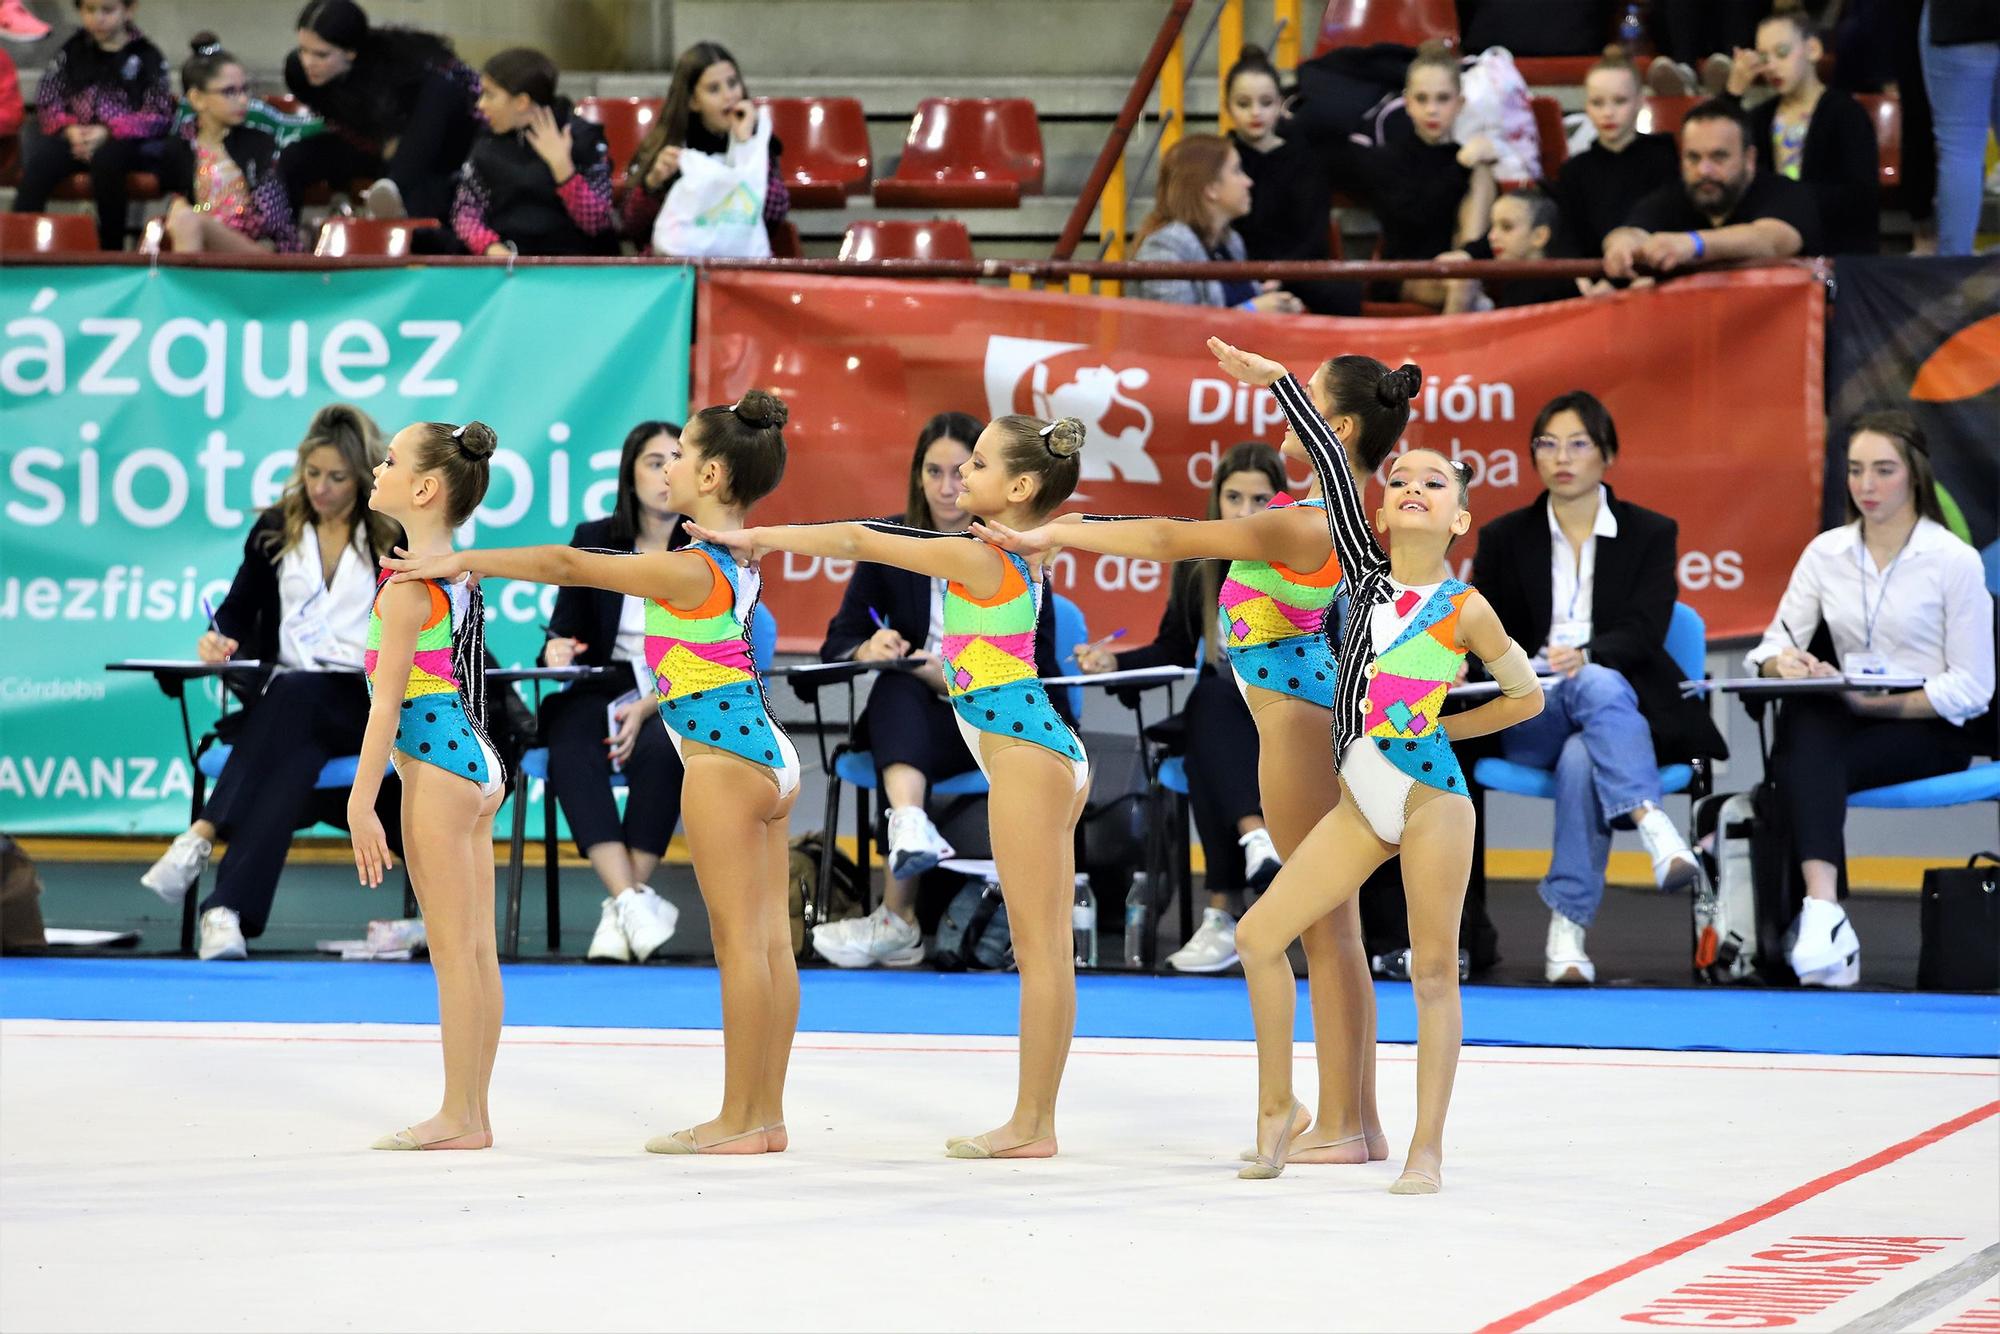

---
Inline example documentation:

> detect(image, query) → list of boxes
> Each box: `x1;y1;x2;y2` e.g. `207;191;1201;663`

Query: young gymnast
691;414;1090;1160
349;420;506;1151
973;372;1430;1168
387;392;798;1155
1207;336;1544;1192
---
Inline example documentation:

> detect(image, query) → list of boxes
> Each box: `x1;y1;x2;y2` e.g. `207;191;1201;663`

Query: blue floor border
2;959;1995;1058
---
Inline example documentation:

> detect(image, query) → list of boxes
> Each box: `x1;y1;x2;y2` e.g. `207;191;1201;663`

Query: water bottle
1071;873;1098;968
1617;3;1651;56
1124;872;1150;968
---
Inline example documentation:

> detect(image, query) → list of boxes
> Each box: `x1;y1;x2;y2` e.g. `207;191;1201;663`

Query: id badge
285;597;335;662
1549;620;1592;650
1842;651;1890;677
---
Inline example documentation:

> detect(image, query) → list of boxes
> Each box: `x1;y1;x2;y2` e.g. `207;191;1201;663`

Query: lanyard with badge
1845;533;1911;677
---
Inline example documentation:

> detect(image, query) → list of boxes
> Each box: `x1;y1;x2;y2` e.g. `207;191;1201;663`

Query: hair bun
733;388;789;430
1377;363;1422;409
455;421;498;460
190;31;223;55
1043;417;1087;458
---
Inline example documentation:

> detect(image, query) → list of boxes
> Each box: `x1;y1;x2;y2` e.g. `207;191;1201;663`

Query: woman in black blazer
539;421;688;963
809;413;1072;968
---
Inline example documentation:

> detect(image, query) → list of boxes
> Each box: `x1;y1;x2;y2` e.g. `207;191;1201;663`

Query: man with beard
1600;99;1821;279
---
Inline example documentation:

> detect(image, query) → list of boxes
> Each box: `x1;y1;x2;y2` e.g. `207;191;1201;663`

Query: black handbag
1918;853;2000;992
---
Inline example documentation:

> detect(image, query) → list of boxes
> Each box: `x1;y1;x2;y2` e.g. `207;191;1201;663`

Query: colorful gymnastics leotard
646;538;799;797
1272;373;1473;844
364;574;503;794
1219;493;1343;708
940;538;1087;781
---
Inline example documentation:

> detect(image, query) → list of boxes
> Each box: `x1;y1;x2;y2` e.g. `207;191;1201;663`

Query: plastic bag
1456;46;1542;185
652;106;772;258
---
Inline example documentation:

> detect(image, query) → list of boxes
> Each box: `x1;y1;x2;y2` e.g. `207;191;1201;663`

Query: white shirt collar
1840;516;1952;561
1546;486;1619;544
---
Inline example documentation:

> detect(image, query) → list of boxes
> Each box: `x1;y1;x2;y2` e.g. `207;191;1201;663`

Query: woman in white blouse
139;405;406;960
1746;411;1996;987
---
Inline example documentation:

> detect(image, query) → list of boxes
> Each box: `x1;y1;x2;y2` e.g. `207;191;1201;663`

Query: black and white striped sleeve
1271;373;1384;581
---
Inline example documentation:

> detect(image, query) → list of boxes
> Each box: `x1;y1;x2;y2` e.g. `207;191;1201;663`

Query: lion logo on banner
983;336;1159;483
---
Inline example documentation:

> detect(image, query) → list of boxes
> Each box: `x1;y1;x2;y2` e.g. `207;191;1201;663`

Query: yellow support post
1099;153;1127;298
1272;0;1301;74
1009;272;1033;291
1160;30;1186;156
1217;0;1243;133
1067;273;1093;296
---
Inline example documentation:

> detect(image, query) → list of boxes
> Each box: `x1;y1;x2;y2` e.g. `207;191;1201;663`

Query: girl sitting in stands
10;0;174;251
1224;46;1355;316
1555;48;1680;261
619;41;791;257
155;34;302;254
1131;133;1305;314
452;46;616;257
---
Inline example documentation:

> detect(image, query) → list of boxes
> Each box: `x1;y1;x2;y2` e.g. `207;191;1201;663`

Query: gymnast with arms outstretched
1207;336;1543;1192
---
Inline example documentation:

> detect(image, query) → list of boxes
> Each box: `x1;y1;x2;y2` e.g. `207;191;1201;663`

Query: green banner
1;264;693;834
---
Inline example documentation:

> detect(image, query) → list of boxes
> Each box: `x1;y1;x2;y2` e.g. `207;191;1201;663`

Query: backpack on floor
788;832;864;959
933;878;1011;972
1691;784;1794;983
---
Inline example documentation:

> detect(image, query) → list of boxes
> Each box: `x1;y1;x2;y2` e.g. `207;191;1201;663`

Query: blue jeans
1921;2;2000;257
1500;664;1663;928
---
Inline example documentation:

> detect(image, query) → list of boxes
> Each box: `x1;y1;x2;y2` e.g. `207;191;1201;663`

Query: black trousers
1768;693;1976;868
12;133;168;249
200;671;403;938
277;83;474;220
1651;0;1765;64
856;669;979;785
540;682;683;859
1180;668;1264;893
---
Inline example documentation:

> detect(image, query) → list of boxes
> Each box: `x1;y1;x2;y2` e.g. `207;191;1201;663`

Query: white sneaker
1238;828;1283;891
1165;907;1238;973
617;886;679;962
198;906;247;961
1788;899;1860;987
1634;805;1701;893
586;898;631;962
140;832;212;905
1545;910;1594;984
812;903;924;968
885;807;954;881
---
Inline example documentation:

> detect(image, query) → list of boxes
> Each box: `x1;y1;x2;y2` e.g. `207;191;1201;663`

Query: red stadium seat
574;96;662;189
1531;94;1567;182
1640;94;1698;138
1855;93;1901;189
755;96;871;208
872;98;1043;209
1314;0;1458;58
50;168;160;203
260;93;304;115
0;211;100;254
838;218;973;262
313;216;440;257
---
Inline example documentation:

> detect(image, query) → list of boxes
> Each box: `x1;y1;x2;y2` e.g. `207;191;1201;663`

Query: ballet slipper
762;1122;788;1153
1238;1099;1307;1180
1366;1130;1390;1162
1389;1167;1442;1195
1236;1104;1314;1161
371;1126;489;1151
644;1125;768;1155
1286;1133;1372;1165
944;1133;1057;1159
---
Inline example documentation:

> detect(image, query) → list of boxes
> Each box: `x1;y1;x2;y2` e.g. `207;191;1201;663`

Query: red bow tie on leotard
1394;589;1422;617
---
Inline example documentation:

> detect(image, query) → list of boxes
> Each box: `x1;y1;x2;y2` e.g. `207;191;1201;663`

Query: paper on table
43;927;141;948
1684;673;1927;694
1042;665;1198;688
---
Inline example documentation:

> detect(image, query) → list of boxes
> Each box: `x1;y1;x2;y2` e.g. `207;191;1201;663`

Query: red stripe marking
1474;1100;2000;1334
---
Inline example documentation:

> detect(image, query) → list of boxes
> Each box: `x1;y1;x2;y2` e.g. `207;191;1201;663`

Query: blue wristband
1688;231;1706;260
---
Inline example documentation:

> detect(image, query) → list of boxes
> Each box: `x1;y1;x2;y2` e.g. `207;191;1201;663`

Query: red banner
695;268;1825;650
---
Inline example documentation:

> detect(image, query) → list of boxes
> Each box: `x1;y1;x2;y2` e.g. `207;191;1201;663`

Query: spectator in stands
1440;189;1579;313
1601;99;1821;279
809;412;1074;969
618;41;790;256
1226;46;1357;316
11;0;173;251
539;420;688;964
1553;49;1681;258
1335;40;1500;307
138;406;406;961
1076;442;1290;972
449;47;615;257
1746;412;1994;989
279;0;480;222
1920;0;2000;257
1131;133;1305;312
1472;391;1727;985
1721;1;1880;255
155;34;302;254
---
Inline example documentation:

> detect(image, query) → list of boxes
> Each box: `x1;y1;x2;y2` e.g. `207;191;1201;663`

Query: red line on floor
1473;1100;2000;1334
1;1027;1993;1076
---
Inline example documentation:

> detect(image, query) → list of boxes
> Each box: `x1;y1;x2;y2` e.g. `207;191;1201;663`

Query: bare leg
584;842;639;896
468;789;504;1138
188;818;218;842
193;214;269;254
951;739;1085;1155
755;790;800;1147
1802;859;1840;904
628;848;663;885
879;761;929;921
1233;788;1391;1167
1392;792;1476;1193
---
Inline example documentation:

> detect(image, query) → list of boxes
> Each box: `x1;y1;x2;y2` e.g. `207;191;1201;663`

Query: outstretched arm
1441;592;1544;741
383;544;712;609
348;582;423;888
975;507;1328;571
689;520;1006;599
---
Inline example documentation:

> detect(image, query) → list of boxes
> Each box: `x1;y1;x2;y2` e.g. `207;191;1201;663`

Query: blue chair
1471;601;1712;844
806;594;1087;933
503;604;778;957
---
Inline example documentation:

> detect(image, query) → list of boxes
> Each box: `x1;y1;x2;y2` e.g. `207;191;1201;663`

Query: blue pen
868;607;890;631
200;595;221;635
1083;627;1127;653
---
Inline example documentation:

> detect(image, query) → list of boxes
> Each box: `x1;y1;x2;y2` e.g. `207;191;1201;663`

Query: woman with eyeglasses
1468;391;1728;986
155;34;303;253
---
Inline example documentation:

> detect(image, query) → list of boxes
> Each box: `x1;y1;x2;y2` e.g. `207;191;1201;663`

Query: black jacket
211;509;292;665
1739;87;1880;255
819;526;1074;725
1471;488;1727;764
539;515;688;671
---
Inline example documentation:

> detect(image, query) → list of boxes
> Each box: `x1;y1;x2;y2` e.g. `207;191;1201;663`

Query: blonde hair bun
1043;416;1086;458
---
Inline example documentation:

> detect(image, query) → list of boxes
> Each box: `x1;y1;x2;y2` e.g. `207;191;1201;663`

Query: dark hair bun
733;389;789;430
455;421;498;460
1044;417;1086;458
190;31;224;55
1377;363;1422;409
